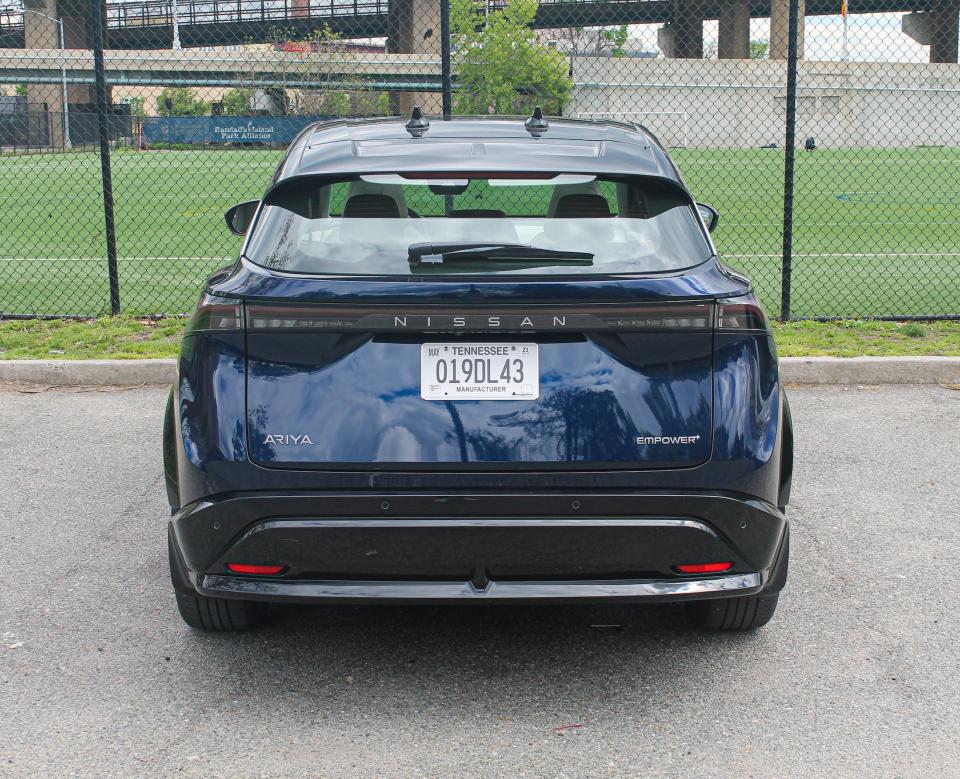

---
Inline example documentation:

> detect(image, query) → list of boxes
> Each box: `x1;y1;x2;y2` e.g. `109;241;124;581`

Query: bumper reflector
226;563;285;575
674;562;734;574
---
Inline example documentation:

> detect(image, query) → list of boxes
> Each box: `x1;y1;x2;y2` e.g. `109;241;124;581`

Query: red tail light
226;563;285;575
400;172;556;180
674;562;734;574
716;294;770;333
185;293;243;335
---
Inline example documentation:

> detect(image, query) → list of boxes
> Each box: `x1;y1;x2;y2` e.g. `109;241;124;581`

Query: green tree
750;40;769;59
155;87;209;116
127;96;146;117
600;25;629;57
300;90;351;116
451;0;572;116
347;90;391;117
14;84;27;97
221;88;253;115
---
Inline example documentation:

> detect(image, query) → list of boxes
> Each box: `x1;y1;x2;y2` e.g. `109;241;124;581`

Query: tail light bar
716;293;771;333
188;295;770;335
244;302;714;333
184;293;243;335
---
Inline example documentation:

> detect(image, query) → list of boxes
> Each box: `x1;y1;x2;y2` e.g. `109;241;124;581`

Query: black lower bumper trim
171;489;787;602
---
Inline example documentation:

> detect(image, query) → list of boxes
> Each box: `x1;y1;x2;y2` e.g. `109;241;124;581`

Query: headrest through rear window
552;194;612;218
343;193;401;218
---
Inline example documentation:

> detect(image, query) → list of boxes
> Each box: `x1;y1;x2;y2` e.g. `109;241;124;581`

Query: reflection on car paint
246;340;712;465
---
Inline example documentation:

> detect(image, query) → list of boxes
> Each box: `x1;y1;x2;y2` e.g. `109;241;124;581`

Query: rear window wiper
408;242;594;266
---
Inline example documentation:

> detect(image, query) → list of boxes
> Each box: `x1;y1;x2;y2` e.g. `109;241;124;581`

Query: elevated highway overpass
0;45;442;89
0;0;943;52
7;0;958;130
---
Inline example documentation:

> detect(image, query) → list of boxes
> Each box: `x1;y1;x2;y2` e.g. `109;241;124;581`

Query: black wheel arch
163;385;180;513
778;390;794;510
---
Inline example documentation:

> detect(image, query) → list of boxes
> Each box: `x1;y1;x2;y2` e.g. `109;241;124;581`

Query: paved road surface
1;384;958;778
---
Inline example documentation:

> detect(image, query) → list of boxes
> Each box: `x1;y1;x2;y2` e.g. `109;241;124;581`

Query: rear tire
168;527;267;631
686;593;779;631
173;589;267;631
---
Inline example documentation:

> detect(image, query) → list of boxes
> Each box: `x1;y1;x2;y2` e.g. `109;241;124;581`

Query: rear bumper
199;571;763;604
170;490;788;605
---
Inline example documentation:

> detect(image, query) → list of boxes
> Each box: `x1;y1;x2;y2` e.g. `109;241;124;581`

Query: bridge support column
24;0;97;145
386;0;442;115
672;0;707;58
930;0;960;63
718;0;750;59
770;0;804;60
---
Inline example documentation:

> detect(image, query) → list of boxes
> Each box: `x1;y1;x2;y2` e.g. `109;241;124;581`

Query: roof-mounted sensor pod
525;106;549;138
405;106;430;138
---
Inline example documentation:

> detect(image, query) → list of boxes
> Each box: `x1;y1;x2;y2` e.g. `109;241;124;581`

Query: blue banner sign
143;115;334;144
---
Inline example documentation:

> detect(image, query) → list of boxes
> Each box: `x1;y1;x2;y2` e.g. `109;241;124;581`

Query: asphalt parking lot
1;383;958;778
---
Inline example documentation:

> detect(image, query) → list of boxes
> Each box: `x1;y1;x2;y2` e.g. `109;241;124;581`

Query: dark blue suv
164;112;792;632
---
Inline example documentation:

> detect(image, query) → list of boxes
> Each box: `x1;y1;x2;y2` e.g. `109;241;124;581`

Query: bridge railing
107;0;387;29
0;8;23;34
0;0;387;35
0;0;674;37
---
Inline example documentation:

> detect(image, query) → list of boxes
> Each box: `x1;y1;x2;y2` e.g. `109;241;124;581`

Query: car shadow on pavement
171;602;771;712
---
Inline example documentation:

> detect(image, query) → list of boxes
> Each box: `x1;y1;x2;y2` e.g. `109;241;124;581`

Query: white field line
726;252;960;258
725;221;960;228
0;256;231;262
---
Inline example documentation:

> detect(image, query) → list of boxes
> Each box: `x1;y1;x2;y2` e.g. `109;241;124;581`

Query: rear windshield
244;173;712;276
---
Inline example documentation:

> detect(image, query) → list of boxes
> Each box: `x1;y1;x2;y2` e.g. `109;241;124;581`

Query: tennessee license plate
420;343;539;400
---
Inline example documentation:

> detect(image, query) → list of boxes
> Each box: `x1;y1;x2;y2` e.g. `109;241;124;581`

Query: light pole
23;8;71;149
172;0;181;49
841;0;849;61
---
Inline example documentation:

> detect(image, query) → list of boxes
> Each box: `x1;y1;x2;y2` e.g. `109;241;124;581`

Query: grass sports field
1;146;958;317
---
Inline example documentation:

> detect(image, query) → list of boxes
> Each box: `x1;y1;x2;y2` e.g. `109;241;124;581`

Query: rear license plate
420;343;539;400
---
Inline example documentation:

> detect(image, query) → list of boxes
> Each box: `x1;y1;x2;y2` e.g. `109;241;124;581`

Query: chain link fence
1;0;958;319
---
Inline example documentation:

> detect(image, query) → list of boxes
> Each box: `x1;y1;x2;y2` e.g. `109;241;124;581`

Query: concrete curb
778;356;960;385
1;356;959;387
0;359;177;386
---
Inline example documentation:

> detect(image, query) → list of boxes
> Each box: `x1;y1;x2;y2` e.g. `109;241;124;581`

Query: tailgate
244;301;714;469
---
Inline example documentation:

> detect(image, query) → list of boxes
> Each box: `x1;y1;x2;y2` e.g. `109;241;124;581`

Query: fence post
91;0;121;315
440;0;452;119
779;0;799;321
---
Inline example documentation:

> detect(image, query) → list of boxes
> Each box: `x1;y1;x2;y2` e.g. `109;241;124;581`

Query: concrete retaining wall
570;57;960;148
